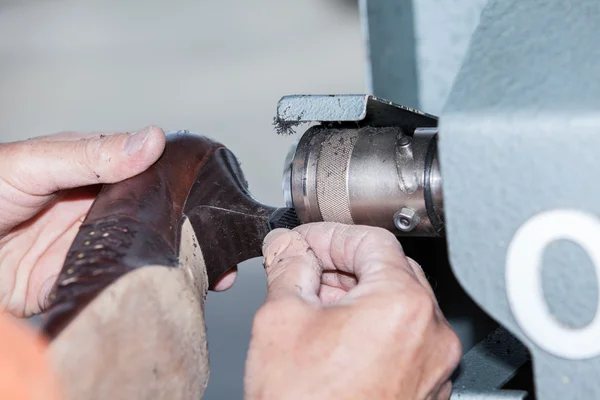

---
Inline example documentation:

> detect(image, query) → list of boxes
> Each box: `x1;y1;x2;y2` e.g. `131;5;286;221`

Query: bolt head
394;207;420;232
398;135;412;147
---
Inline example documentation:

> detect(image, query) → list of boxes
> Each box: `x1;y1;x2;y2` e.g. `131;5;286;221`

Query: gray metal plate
276;94;437;129
439;0;600;398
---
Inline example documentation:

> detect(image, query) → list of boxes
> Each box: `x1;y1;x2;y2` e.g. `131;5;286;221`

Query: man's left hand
0;126;166;317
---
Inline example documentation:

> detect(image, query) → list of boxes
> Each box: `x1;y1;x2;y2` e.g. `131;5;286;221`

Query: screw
397;135;413;159
398;135;412;147
393;207;420;232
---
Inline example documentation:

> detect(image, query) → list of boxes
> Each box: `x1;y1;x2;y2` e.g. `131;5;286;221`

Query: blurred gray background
0;1;364;398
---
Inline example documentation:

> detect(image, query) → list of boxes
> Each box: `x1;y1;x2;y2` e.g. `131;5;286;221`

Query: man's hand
0;127;166;318
246;223;461;400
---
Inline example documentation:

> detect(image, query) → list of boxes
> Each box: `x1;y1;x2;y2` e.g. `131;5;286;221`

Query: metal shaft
283;124;444;236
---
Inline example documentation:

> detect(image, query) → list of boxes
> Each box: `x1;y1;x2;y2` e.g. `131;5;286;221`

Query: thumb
262;228;323;303
2;126;166;196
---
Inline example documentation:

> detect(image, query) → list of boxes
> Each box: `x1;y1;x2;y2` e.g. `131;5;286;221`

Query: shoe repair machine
274;0;600;398
41;1;600;399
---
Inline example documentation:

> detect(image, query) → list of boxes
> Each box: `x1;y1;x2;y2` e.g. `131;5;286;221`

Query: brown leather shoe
41;131;299;400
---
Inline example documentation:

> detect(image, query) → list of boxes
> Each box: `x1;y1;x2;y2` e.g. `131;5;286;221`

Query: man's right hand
245;222;461;400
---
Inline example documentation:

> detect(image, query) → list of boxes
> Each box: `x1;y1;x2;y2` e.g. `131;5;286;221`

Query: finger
293;223;438;304
318;285;348;305
435;381;452;400
294;223;415;283
405;256;428;287
320;270;357;291
1;125;166;196
21;190;94;316
34;220;82;314
211;267;238;292
262;228;322;303
33;131;121;142
406;257;439;305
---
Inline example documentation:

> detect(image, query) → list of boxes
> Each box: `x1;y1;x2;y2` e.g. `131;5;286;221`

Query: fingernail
123;126;152;155
38;274;58;309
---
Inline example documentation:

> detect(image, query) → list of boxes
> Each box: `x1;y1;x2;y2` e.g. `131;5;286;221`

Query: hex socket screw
393;207;420;232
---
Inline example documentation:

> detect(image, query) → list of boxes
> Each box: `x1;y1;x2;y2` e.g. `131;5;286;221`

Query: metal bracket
275;94;437;132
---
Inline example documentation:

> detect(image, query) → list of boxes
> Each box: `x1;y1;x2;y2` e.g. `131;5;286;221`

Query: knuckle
353;227;404;261
413;295;438;329
83;138;110;167
387;287;437;331
407;257;423;274
80;139;99;171
442;328;463;367
83;135;121;168
96;141;114;165
362;226;400;247
78;137;118;180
